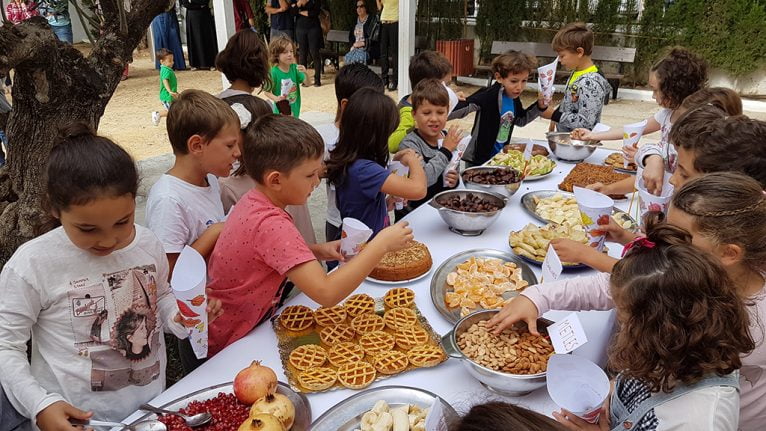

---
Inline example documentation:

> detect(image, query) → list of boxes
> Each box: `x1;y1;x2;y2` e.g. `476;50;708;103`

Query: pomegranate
233;361;278;404
250;393;295;430
237;414;285;431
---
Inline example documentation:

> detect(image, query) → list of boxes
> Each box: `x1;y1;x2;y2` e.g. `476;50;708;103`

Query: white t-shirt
314;123;341;229
0;225;187;423
636;108;677;173
145;174;226;254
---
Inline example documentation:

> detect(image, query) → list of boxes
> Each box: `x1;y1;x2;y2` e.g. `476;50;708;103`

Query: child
0;124;217;425
456;50;548;167
326;88;427;236
205;115;414;356
266;37;307;117
215;28;272;100
314;63;385;244
491;173;766;430
388;50;454;153
574;47;708;195
397;78;462;217
455;402;566;431
547;22;611;133
151;48;179;126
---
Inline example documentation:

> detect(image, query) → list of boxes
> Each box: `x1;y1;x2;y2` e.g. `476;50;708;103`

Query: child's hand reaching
550;238;595;265
373;221;414;253
642;155;665;196
174;291;224;326
296;65;307;74
310;240;345;262
456;91;466;101
537;92;550;109
571;128;593;140
553;406;611;431
393;148;422;167
36;401;92;431
444;170;459;187
442;126;464;152
487;295;541;335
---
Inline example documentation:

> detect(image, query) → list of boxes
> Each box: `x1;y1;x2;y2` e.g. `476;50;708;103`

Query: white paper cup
573;187;614;252
637;173;674;230
340;217;373;259
547;354;610;424
171;246;209;359
537;58;558;105
622;120;647;167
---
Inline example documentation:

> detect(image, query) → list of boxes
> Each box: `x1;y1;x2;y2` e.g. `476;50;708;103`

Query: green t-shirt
159;65;177;103
270;64;305;117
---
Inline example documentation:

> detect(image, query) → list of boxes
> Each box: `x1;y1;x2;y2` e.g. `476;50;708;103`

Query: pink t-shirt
206;189;316;356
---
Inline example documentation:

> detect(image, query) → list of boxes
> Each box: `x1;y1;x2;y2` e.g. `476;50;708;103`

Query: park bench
320;29;351;71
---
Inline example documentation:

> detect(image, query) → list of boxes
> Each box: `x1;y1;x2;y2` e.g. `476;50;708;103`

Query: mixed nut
457;320;554;375
439;193;501;213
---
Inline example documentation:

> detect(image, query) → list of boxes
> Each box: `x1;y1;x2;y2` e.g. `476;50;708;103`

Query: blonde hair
269;36;295;65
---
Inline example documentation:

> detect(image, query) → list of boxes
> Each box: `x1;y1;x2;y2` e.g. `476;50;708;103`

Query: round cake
369;241;432;282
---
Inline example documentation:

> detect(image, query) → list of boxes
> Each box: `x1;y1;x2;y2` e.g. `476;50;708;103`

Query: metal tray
430;249;538;324
520;190;638;232
514;252;590;270
310;385;460;431
130;382;312;430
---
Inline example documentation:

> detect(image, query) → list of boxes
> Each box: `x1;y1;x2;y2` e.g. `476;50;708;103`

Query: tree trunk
0;1;171;266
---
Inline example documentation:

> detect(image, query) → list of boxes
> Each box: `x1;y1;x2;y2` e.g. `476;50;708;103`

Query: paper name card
541;244;563;283
548;312;588;354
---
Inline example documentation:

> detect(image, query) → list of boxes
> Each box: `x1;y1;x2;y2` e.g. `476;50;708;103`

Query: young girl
326;88;428;238
0;124;220;427
491;173;766;430
454;402;567;431
215;28;272;100
266;37;307;118
574;47;708;196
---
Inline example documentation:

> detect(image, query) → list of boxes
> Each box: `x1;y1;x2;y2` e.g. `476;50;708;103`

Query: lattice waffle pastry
337;361;377;389
351;313;385;335
407;344;446;368
327;341;365;367
373;351;409;375
384;287;415;309
278;305;315;332
314;305;347;326
344;294;375;317
395;325;431;351
319;324;356;345
383;307;418;330
298;366;337;391
288;344;327;371
359;331;395;355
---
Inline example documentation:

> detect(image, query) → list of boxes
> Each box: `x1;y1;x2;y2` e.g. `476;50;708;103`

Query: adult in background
295;0;323;87
376;0;398;90
151;3;186;70
234;0;256;30
6;0;39;24
344;1;374;65
180;0;218;70
38;0;72;44
266;0;294;41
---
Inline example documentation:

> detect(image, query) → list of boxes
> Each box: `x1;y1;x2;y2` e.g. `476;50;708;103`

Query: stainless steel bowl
442;309;554;396
461;166;522;198
546;132;599;162
428;189;507;236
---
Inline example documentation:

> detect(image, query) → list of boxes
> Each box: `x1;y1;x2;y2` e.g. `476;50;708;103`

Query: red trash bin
436;39;475;77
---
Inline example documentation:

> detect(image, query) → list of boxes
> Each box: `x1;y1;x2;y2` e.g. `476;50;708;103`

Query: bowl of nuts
428;190;507;236
441;309;555;396
461;166;523;197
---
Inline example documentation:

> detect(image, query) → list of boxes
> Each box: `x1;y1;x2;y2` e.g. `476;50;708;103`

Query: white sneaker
151;111;160;126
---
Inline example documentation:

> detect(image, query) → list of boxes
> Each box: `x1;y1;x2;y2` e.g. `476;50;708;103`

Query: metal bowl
442;309;554;396
461;166;522;198
546;132;599;162
428;189;507;236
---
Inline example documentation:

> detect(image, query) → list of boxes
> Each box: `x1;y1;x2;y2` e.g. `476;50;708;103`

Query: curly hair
608;221;754;393
215;29;272;92
650;47;708;109
269;36;295;65
491;50;537;78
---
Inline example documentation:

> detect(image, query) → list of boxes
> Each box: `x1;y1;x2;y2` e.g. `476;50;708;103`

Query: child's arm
550;239;619;273
295;65;307;84
380;150;428;200
162;79;178;98
574;116;662;142
513;98;547;127
165;222;225;276
551;78;609;130
399;132;455;188
387;105;414;153
286;222;414;306
588;176;636;196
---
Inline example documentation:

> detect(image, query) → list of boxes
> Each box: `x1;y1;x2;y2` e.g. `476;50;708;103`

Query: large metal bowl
442;309;554;396
461;166;522;198
546;132;599;162
428;189;507;236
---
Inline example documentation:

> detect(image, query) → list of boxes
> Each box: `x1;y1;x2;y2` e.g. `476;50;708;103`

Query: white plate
523;170;556;181
366;268;432;285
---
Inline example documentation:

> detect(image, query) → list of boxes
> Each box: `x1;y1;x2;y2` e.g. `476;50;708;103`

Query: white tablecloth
123;146;629;423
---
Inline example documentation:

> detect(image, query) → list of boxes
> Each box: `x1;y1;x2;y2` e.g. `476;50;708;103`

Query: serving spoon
139;404;212;428
69;419;167;431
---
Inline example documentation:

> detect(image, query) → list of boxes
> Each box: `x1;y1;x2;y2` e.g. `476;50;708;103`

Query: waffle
395;325;431;351
336;361;377;389
351;313;386;335
604;152;637;171
297;367;337;391
369;241;432;281
384;288;416;309
327;341;365;367
314;305;347;326
373;351;409;375
359;331;395;356
278;305;315;332
319;324;356;346
407;344;446;368
383;307;418;331
344;294;375;317
288;344;327;371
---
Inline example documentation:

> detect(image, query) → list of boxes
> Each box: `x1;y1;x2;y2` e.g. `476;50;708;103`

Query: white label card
541;244;563;283
548;312;589;354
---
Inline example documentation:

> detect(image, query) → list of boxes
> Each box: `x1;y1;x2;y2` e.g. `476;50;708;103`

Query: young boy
206;115;413;356
397;79;462;218
547;22;611;132
388;50;454;153
151;49;179;126
315;63;385;244
455;51;547;167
